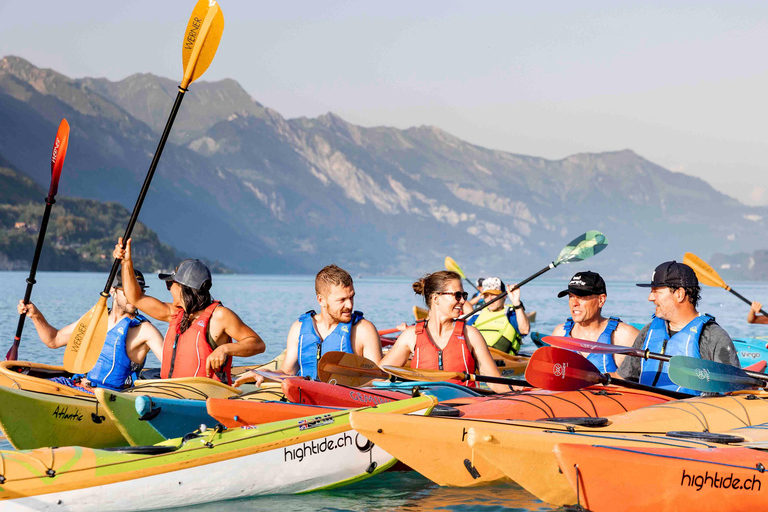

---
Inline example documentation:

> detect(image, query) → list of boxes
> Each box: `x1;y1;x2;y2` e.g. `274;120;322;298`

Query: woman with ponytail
380;271;511;393
113;238;265;384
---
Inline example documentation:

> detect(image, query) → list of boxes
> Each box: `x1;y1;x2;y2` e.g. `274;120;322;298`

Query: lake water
2;270;768;511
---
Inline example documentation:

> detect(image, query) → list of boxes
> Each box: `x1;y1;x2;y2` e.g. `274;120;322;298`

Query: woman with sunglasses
113;238;266;385
379;270;512;393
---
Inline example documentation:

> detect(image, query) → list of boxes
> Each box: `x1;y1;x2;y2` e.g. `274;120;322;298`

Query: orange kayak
446;386;671;420
206;399;343;428
555;443;768;512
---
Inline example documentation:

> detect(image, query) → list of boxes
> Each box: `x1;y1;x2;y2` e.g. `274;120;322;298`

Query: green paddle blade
555;231;608;266
669;356;765;393
444;256;466;279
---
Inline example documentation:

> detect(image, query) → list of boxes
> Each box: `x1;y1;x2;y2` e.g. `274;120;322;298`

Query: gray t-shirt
617;319;740;381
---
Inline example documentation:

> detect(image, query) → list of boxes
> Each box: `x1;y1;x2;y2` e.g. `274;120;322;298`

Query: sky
2;0;767;204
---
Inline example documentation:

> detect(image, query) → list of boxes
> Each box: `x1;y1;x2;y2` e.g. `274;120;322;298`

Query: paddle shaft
462;372;530;387
7;198;56;359
103;88;187;294
464;277;480;293
727;287;768;316
459;262;554;321
623;346;768;382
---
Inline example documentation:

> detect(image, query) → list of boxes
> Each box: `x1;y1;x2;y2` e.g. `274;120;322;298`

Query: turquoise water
2;270;768;511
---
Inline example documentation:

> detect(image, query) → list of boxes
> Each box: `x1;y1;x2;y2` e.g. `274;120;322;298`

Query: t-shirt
617;319;739;381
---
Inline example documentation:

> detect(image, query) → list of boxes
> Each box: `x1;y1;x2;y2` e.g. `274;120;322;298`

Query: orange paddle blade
181;0;225;88
683;252;727;289
318;351;388;386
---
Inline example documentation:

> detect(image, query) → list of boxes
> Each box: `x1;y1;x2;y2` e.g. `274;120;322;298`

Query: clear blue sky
2;1;767;204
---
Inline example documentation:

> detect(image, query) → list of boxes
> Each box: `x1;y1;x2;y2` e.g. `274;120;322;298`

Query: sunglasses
436;291;468;301
166;281;174;291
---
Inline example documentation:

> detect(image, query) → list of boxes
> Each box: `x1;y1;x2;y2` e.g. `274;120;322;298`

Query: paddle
413;306;428;320
445;256;480;293
525;347;693;398
542;335;768;381
683;252;768;316
6;119;70;361
381;365;530;387
63;0;225;373
458;231;608;321
318;351;390;387
669;356;767;393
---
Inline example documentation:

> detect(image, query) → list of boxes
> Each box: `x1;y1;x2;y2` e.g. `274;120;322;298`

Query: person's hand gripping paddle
63;0;225;373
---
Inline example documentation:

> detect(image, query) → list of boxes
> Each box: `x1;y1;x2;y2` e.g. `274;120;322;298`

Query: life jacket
564;316;621;373
413;320;476;388
86;314;148;391
474;306;522;355
639;314;714;394
161;301;231;384
297;310;364;380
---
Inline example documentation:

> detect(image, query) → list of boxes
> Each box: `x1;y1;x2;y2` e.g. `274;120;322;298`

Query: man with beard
618;261;739;394
235;264;382;386
17;269;164;391
551;271;638;371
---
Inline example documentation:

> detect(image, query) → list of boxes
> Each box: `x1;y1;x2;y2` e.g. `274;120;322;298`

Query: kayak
412;390;768;504
554;443;768;512
282;378;481;407
348;384;677;487
94;383;284;446
207;399;346;428
0;395;436;512
733;337;768;369
0;377;244;449
0;360;93;396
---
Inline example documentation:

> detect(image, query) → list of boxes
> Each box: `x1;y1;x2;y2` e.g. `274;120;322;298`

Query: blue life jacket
564;316;621;373
86;314;148;391
297;310;364;380
639;314;714;394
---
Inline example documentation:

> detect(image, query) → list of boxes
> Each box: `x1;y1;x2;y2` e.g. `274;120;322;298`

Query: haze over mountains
1;55;764;279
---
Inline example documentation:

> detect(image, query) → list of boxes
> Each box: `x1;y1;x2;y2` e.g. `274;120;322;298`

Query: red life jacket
412;319;476;387
160;301;231;384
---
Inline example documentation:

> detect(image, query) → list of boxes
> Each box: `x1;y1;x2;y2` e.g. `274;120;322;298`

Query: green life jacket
474;306;522;355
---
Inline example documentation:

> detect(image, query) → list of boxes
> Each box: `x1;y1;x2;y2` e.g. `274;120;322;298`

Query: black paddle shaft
728;288;768;317
603;374;692;400
103;88;188;294
459;263;554;321
7;198;56;358
466;373;530;387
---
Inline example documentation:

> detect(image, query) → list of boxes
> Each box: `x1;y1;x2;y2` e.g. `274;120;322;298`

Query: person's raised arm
114;238;175;322
748;301;768;324
17;300;74;349
507;285;530;335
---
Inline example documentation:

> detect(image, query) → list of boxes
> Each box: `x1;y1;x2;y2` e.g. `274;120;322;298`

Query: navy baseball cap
112;269;147;291
636;261;698;288
159;259;212;291
557;271;606;298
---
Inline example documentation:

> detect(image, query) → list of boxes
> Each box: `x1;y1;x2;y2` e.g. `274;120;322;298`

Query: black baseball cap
112;269;147;291
557;271;607;298
636;261;698;288
159;259;212;291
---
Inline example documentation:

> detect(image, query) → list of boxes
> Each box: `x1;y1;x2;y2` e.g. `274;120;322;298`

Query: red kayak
282;377;410;407
206;399;345;428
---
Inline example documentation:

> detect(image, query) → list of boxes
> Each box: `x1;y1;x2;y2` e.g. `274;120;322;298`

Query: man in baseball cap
617;261;739;393
113;238;266;385
464;276;530;355
552;271;639;372
18;265;163;391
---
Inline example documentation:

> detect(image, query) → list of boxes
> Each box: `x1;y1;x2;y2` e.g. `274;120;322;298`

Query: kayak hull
207;399;344;428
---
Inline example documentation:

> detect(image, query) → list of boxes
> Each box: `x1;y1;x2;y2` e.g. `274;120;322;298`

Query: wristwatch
512;301;525;311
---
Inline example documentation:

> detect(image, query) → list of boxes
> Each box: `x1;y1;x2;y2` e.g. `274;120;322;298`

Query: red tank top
161;301;231;384
413;320;476;387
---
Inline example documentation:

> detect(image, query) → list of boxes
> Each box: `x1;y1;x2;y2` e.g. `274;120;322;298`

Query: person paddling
551;271;638;371
235;264;382;387
618;261;739;393
747;301;768;324
114;238;265;384
465;277;530;355
17;269;164;392
380;270;512;393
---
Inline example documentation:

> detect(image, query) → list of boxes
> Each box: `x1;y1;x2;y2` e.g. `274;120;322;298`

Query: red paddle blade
5;341;19;361
48;119;70;198
524;346;605;391
543;335;633;355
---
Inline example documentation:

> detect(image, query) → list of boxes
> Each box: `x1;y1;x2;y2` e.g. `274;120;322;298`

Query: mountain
0;158;228;273
1;55;766;279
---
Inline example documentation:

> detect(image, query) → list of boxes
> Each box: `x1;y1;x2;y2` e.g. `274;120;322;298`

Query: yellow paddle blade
381;365;464;383
488;347;529;376
63;295;109;373
683;252;727;289
181;0;225;89
444;256;467;279
526;310;537;323
318;351;388;387
412;305;428;321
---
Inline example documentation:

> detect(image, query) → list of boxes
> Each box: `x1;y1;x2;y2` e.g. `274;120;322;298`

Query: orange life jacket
413;319;476;387
161;301;231;384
